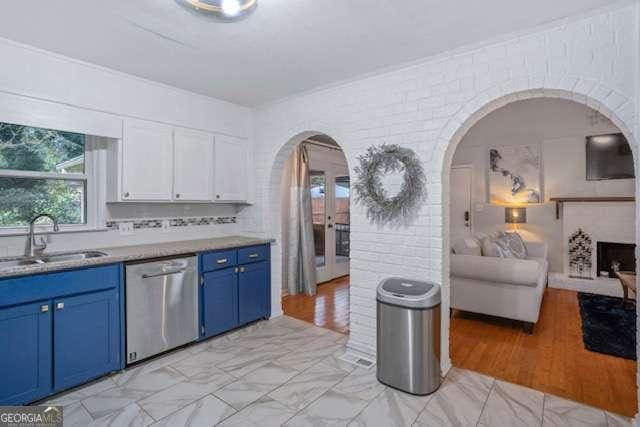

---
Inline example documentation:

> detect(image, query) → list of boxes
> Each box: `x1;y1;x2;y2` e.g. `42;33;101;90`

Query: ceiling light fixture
175;0;257;22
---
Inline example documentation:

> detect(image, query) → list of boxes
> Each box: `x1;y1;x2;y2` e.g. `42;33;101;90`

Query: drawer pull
40;304;49;313
216;258;228;264
248;253;259;258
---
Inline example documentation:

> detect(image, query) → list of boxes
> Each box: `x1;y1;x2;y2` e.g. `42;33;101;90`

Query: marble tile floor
41;315;633;427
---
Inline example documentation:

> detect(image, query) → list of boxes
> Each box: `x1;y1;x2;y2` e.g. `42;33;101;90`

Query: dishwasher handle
141;268;188;279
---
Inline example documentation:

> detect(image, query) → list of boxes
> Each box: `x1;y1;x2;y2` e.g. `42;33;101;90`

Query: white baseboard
441;358;453;376
269;308;284;319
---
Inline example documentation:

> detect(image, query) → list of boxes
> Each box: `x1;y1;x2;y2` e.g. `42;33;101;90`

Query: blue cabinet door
53;289;120;391
0;301;52;405
238;261;270;325
202;268;238;338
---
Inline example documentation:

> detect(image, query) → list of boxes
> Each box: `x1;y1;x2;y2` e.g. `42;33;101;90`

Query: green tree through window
0;123;86;227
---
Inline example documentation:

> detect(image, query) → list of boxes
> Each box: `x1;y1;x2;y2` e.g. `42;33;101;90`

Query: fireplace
596;241;636;277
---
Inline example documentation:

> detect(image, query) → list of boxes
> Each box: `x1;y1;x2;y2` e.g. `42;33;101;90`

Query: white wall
0;37;252;256
240;3;639;372
451;97;634;272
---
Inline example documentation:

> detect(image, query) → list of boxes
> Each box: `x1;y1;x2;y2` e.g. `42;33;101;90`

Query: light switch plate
118;222;134;235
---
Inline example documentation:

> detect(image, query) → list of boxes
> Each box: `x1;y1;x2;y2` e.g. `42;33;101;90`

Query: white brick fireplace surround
548;201;636;297
238;2;640;418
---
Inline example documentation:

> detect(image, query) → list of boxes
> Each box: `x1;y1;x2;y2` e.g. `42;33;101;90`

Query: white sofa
450;241;548;333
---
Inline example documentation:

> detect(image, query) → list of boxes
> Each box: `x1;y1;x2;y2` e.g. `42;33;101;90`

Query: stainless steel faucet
26;214;59;257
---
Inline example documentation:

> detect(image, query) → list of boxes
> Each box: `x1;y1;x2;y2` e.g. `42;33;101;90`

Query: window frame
0;132;103;235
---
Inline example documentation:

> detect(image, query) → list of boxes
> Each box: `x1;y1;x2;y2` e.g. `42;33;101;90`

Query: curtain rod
303;139;343;152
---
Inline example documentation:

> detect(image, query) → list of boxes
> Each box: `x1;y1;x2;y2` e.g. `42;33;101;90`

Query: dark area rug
577;292;636;360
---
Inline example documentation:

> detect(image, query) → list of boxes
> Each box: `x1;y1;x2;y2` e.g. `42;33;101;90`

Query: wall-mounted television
586;133;634;180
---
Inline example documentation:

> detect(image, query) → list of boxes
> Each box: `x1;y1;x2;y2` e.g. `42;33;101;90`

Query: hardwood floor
282;275;349;334
451;288;638;417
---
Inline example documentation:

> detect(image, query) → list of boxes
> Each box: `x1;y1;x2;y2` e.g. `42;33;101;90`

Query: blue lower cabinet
0;301;52;405
238;261;270;325
0;264;122;405
202;268;239;338
53;289;120;391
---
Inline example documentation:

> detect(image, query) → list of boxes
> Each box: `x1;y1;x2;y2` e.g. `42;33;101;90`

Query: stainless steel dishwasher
125;256;198;364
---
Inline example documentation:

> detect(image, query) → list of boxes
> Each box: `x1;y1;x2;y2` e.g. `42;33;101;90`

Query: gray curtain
283;144;317;295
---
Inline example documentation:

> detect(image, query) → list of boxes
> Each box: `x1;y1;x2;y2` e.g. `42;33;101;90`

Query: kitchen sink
37;251;108;263
0;251;108;271
0;258;43;269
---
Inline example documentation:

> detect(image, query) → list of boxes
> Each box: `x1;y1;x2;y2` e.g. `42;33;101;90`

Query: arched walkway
267;130;351;329
438;86;639;414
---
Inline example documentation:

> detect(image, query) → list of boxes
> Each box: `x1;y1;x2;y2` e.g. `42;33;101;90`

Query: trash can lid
377;277;441;309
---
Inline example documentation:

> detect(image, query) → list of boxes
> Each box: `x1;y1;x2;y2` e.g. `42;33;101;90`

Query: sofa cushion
452;237;482;256
450;254;544;287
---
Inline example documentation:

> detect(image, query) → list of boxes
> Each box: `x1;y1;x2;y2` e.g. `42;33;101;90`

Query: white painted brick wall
240;4;640;373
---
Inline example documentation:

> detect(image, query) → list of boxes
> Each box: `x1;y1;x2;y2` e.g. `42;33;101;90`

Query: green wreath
354;144;427;224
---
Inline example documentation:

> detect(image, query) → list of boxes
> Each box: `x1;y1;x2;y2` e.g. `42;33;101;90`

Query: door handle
142;269;186;279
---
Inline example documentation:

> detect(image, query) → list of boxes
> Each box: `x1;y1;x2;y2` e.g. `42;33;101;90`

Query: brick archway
437;83;638;412
266;130;351;319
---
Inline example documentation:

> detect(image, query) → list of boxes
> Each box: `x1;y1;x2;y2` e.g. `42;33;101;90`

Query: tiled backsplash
105;216;236;231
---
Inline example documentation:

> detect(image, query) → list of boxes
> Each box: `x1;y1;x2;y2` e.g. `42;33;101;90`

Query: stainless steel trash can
377;277;441;395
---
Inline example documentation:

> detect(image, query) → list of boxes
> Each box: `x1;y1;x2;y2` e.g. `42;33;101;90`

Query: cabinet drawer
201;250;237;272
238;245;269;264
0;265;120;309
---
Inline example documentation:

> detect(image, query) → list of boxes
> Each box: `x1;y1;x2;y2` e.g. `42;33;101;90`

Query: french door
310;167;350;283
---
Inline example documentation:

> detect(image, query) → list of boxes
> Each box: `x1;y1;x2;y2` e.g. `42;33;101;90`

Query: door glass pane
310;171;326;267
335;176;350;262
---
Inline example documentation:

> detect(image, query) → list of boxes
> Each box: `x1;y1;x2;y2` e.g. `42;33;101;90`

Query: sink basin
0;258;43;269
0;251;108;271
37;251;108;263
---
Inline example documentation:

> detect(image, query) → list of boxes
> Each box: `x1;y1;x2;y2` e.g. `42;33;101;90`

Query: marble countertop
0;235;274;279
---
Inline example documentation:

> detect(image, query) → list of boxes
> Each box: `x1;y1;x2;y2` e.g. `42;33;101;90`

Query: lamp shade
505;207;526;224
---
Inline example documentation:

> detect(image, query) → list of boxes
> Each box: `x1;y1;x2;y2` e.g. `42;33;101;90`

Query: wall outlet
161;219;170;233
118;222;134;235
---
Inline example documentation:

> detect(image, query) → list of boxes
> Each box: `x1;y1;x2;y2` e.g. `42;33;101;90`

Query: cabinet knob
56;302;64;310
40;304;49;313
216;194;220;199
124;192;130;198
240;267;245;273
175;193;180;199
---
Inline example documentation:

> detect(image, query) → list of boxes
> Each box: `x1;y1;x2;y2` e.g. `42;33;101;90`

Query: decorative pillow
452;237;482;256
479;235;502;257
504;232;528;259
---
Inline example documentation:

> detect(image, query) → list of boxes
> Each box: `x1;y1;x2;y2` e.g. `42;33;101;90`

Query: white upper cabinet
173;128;214;202
214;136;248;202
108;118;248;204
120;119;174;201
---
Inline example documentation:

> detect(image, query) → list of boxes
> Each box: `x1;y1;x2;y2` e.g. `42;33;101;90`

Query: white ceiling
0;0;621;106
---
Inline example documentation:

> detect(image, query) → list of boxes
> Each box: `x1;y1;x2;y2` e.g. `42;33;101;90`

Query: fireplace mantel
550;196;635;219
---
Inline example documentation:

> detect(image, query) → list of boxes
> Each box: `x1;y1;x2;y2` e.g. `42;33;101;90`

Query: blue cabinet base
200;244;271;340
0;264;123;405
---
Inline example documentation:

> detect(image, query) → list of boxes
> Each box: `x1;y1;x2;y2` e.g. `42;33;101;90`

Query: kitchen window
0;121;99;231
